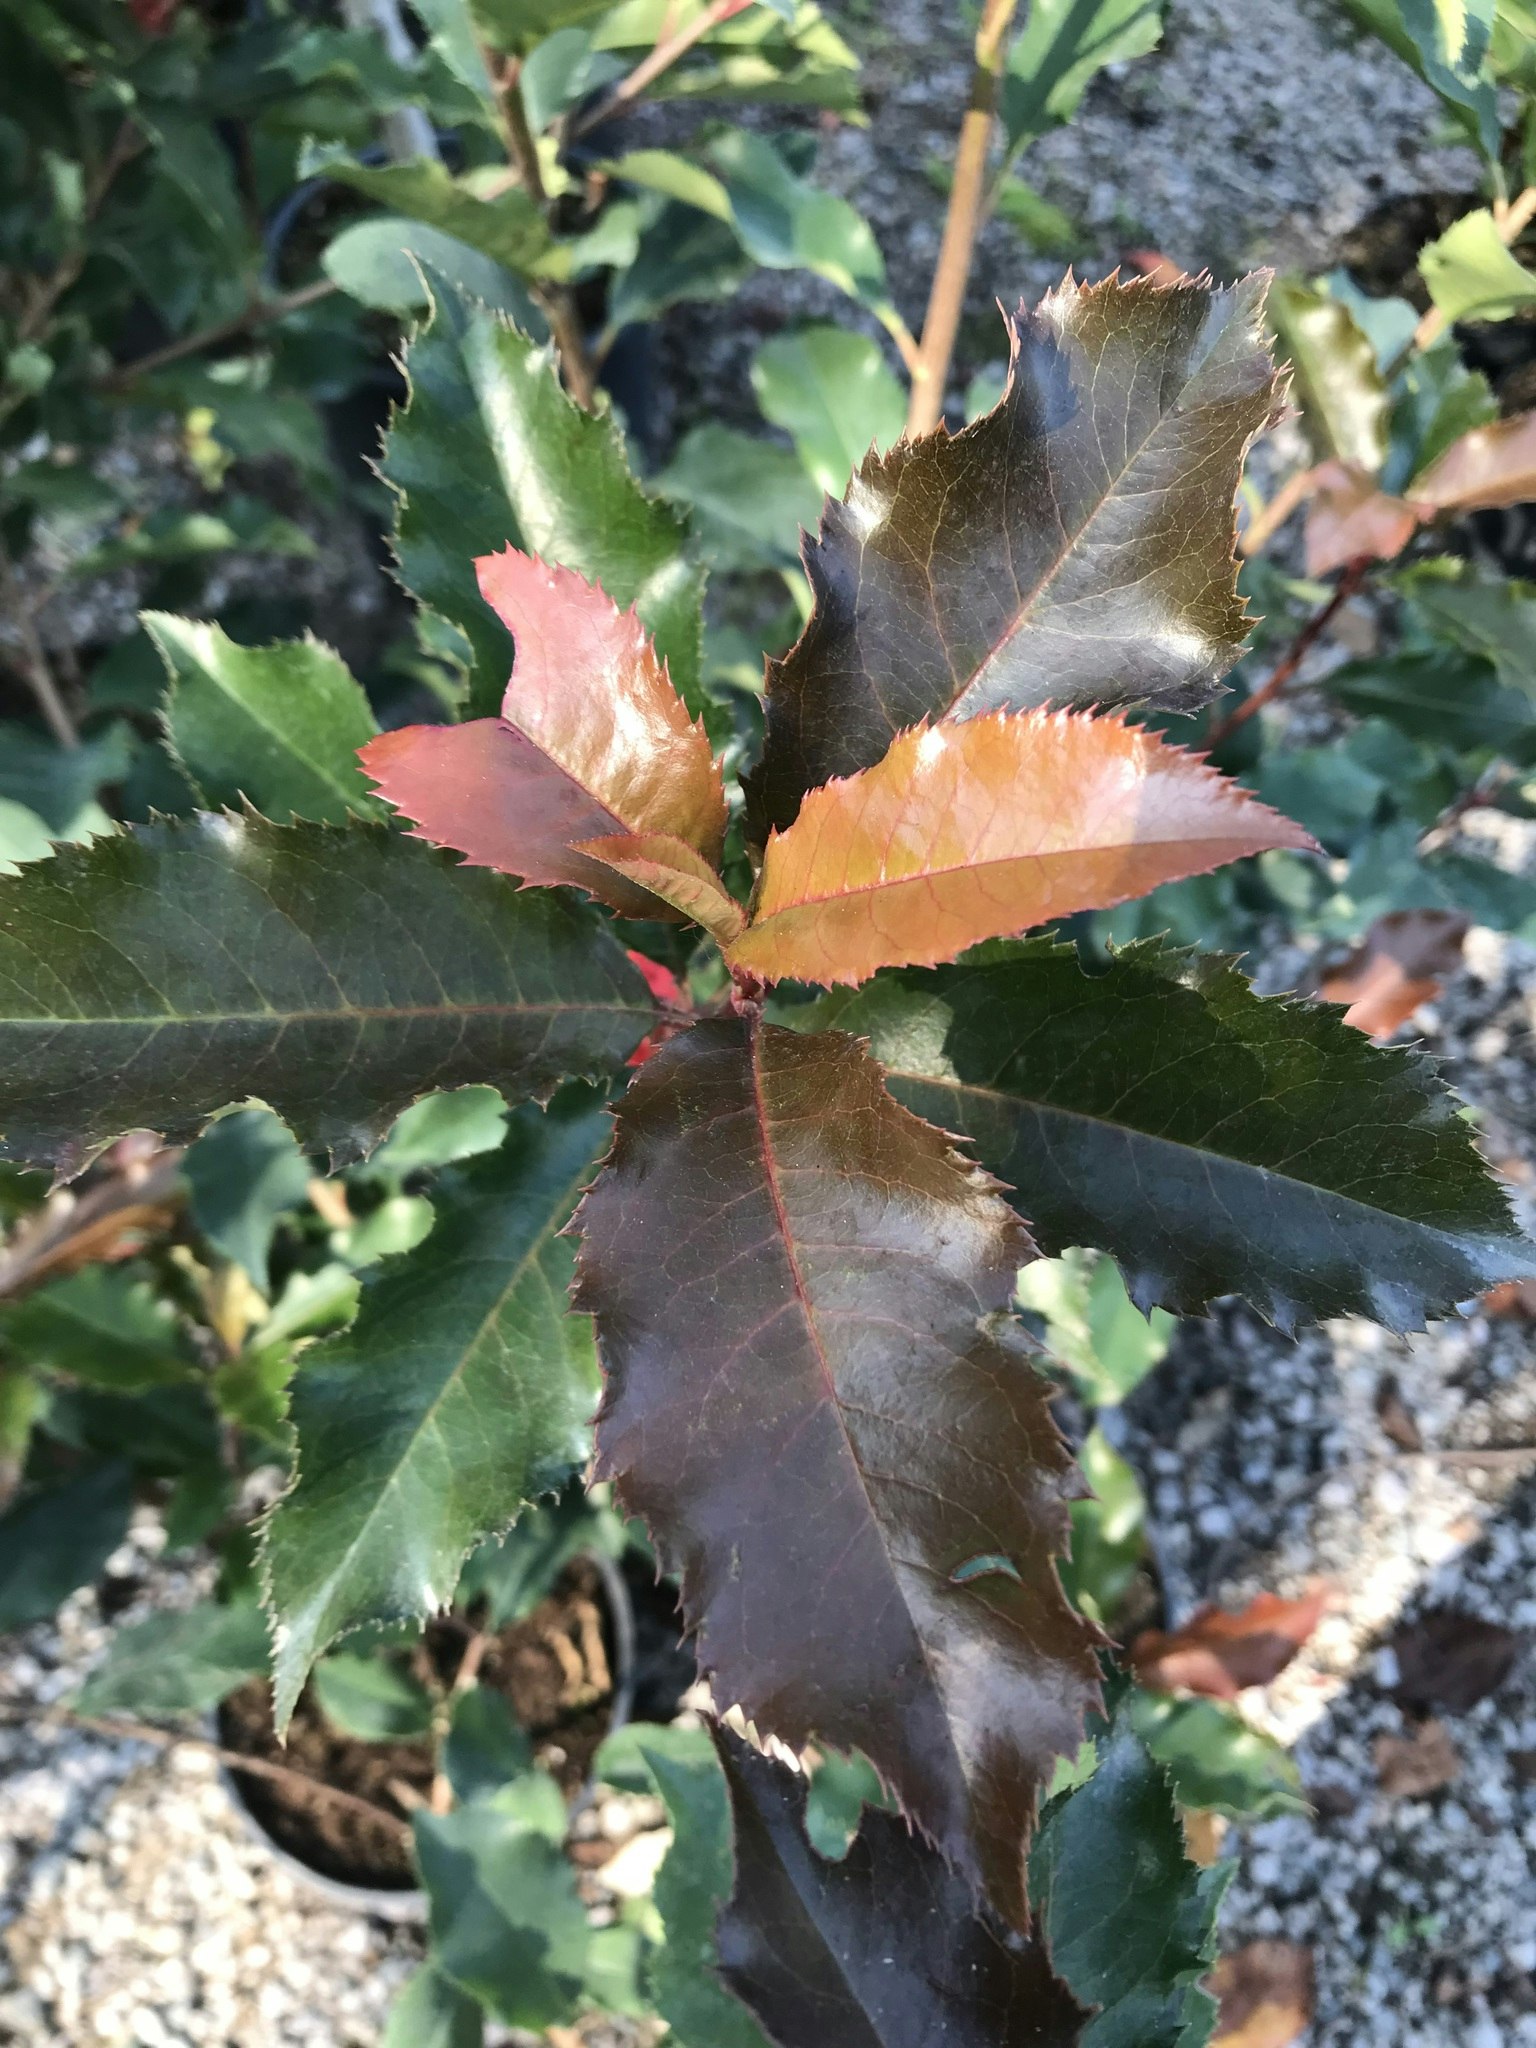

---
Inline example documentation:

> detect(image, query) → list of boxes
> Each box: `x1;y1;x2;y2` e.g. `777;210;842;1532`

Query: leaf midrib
892;1066;1511;1245
177;663;372;816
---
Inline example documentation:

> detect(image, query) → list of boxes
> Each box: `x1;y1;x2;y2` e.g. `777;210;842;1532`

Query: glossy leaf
731;710;1313;988
748;276;1283;835
147;616;384;825
575;1017;1102;1930
380;279;703;719
1420;208;1536;323
799;939;1536;1329
362;553;726;919
1032;1716;1225;2048
715;1729;1088;2046
1410;408;1536;513
1267;280;1389;473
575;834;746;947
262;1095;608;1729
0;1266;195;1391
751;326;907;495
75;1599;270;1717
0;815;654;1177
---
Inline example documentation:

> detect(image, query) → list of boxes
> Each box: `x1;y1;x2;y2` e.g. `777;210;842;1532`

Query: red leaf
577;834;746;948
1129;1586;1331;1699
574;1016;1103;1931
727;710;1314;988
1317;909;1468;1040
1410;409;1536;515
360;552;726;921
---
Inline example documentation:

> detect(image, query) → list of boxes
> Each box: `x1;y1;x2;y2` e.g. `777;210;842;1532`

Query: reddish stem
1205;559;1369;749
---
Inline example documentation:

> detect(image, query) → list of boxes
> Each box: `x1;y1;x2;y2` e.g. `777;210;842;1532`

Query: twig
0;539;78;747
1204;559;1369;748
0;1704;412;1842
16;118;141;348
100;279;339;390
429;1625;493;1814
1238;463;1320;560
905;0;1021;436
1400;183;1536;366
568;0;754;140
496;58;598;410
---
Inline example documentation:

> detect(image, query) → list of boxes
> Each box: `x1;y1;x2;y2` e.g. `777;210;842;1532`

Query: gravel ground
4;4;1533;2044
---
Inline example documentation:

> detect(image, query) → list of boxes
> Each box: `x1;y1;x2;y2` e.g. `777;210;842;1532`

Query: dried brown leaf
1389;1608;1520;1713
1374;1717;1461;1798
1304;460;1420;578
1318;909;1468;1040
1130;1586;1332;1700
1210;1941;1314;2048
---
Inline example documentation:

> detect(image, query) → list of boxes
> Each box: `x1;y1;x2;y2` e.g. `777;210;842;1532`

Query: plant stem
15;118;141;348
497;58;599;410
568;0;754;139
1204;559;1369;748
0;1704;412;1842
905;0;1020;437
101;279;339;389
0;540;77;747
1400;183;1536;366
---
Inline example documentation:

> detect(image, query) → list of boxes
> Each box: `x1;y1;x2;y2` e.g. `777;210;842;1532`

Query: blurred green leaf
1002;0;1163;156
184;1107;312;1292
76;1599;270;1717
751;325;906;496
1017;1247;1174;1405
381;1965;485;2048
312;1650;435;1739
369;1088;509;1180
0;1267;195;1392
445;1685;533;1804
1268;278;1389;473
0;1461;133;1631
457;1485;624;1628
1128;1689;1308;1819
1421;208;1536;323
322;217;544;319
803;1747;893;1861
1060;1427;1146;1630
658;423;821;571
0;722;132;838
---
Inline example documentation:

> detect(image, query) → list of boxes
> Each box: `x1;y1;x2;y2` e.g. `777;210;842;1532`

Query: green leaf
606;199;753;332
750;325;907;496
1339;0;1500;154
261;1095;609;1730
747;276;1282;836
312;1651;436;1738
1267;278;1390;473
310;152;551;275
184;1107;313;1291
802;1748;894;1861
800;939;1536;1330
575;1017;1101;1932
0;721;133;838
714;1728;1087;2046
323;217;544;320
0;814;654;1177
381;1965;485;2048
76;1599;271;1717
1324;650;1534;760
1420;208;1536;323
1391;336;1499;487
146;615;384;825
455;1485;623;1627
1016;1247;1174;1405
1032;1715;1226;2048
1397;558;1536;696
0;1461;133;1630
657;423;821;571
599;1724;774;2048
444;1684;533;1803
414;1791;589;2029
0;1267;195;1391
368;1087;509;1179
0;799;54;873
1002;0;1164;156
469;0;613;50
381;277;703;719
1058;1427;1147;1630
1127;1689;1307;1820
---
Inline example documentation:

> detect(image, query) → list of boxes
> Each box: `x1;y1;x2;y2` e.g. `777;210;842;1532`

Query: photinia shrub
2;252;1534;2039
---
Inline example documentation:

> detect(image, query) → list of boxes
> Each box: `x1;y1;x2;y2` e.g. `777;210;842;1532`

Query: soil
217;1557;652;1891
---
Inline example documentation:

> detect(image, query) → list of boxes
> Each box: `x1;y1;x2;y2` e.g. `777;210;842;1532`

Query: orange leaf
576;834;746;949
725;710;1315;988
1303;460;1419;577
360;552;726;920
1129;1585;1332;1700
1318;908;1467;1040
1411;408;1536;514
